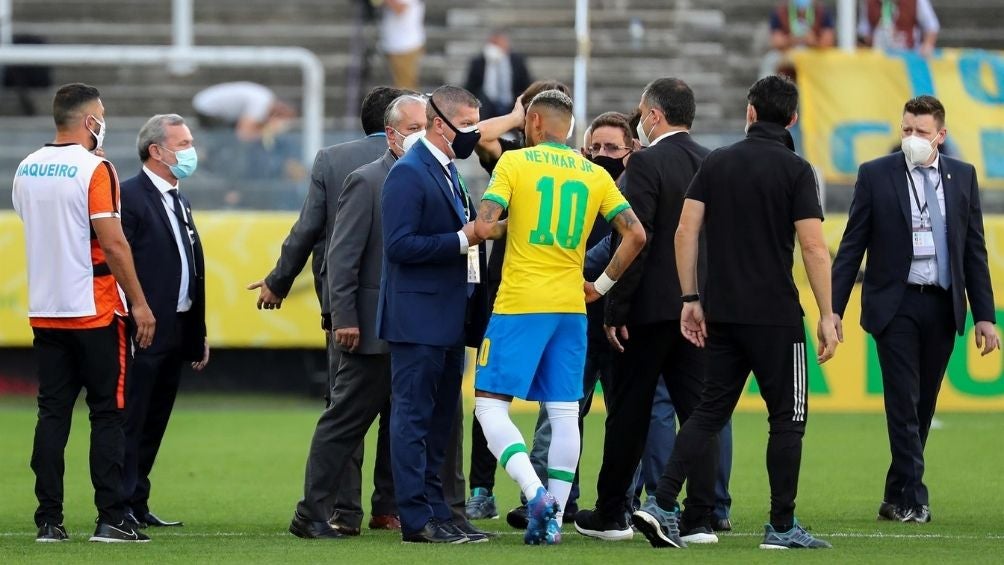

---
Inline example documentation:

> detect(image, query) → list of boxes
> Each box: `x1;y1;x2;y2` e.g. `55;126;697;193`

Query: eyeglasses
588;143;631;155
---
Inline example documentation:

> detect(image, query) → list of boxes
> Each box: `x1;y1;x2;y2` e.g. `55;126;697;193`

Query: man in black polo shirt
630;75;839;550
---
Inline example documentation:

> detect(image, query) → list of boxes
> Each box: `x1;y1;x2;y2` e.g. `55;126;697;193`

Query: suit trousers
123;314;186;516
297;350;396;523
441;392;467;521
389;342;465;534
596;321;716;525
324;338;397;526
655;323;808;530
31;318;128;526
874;286;956;508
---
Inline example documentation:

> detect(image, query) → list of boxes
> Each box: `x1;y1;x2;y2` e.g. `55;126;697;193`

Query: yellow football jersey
483;142;629;314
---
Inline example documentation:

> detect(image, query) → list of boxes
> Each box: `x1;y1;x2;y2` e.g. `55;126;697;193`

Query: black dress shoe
445;519;492;542
401;520;467;544
506;505;529;530
877;501;914;522
328;519;361;536
911;505;931;523
142;511;183;527
289;512;344;539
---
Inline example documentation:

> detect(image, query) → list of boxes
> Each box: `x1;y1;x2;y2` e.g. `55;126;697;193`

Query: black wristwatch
681;293;700;303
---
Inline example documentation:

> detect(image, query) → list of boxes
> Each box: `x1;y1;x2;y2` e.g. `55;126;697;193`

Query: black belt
93;262;112;277
907;284;947;294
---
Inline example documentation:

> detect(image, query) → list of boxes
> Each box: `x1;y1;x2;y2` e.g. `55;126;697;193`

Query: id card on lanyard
456;171;481;283
907;171;938;259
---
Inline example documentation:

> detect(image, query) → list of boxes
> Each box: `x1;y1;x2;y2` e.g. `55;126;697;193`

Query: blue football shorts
474;313;587;402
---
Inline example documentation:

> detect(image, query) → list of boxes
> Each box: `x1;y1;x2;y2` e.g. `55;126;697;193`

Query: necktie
447;162;466;220
921;168;950;289
168;189;198;298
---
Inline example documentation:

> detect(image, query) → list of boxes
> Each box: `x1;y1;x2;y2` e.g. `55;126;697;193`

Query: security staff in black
629;76;840;551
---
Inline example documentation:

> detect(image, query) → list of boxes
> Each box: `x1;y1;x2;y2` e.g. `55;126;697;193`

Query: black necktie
167;189;197;299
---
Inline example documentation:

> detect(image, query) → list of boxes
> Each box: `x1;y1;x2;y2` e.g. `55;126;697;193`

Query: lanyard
906;168;941;218
880;0;895;25
443;164;471;222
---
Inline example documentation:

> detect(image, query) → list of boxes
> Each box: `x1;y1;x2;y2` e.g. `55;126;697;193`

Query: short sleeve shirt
483;142;629;314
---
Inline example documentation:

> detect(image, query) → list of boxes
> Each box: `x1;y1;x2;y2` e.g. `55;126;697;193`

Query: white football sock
545;401;581;526
475;396;544;501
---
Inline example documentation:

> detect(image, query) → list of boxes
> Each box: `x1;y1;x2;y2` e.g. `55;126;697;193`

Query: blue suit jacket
377;140;477;347
120;170;207;360
832;152;996;335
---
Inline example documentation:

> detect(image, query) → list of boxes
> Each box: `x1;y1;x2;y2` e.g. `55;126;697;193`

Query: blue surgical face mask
159;145;198;179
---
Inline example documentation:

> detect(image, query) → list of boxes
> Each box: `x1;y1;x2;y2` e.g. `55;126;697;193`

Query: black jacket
121;170;206;360
833;152;996;335
605;132;710;326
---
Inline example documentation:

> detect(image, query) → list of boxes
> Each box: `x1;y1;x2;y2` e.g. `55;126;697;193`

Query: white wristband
594;273;616;296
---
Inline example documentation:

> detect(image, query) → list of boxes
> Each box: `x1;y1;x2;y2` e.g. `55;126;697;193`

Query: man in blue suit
379;85;487;544
832;95;999;524
120;114;209;529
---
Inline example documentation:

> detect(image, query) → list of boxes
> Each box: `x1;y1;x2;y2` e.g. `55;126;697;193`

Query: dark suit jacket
464;52;532;119
605;132;710;326
832;152;996;335
120;170;206;360
265;135;387;326
377;140;481;347
328;150;396;355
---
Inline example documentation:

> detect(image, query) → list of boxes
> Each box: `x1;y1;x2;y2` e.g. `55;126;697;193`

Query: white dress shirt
420;137;470;254
143;166;192;312
905;154;946;286
648;129;687;147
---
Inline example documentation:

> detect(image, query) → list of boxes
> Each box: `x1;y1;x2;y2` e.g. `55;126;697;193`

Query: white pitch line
2;531;1003;540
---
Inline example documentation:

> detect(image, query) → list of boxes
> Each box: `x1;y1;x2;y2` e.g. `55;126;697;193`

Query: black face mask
429;96;481;159
590;154;626;180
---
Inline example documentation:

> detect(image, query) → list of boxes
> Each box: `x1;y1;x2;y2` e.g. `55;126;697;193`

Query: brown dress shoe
368;514;402;530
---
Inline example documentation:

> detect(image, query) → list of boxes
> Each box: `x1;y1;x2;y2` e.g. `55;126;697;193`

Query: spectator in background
858;0;939;57
465;29;533;120
380;0;426;90
192;81;296;142
760;1;835;79
1;34;53;115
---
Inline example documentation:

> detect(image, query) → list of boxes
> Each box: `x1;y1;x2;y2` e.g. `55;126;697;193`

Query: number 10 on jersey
529;176;589;249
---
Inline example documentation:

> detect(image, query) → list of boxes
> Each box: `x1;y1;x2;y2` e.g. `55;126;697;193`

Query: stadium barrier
1;210;1002;411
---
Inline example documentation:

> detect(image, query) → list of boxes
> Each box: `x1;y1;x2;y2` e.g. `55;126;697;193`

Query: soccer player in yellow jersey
472;90;647;544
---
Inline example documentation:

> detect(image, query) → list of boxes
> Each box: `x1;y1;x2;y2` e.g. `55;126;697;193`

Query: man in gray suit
250;86;405;536
289;94;428;539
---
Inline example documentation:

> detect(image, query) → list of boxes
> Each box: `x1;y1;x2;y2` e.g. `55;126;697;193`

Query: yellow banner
795;49;1004;190
1;211;1003;410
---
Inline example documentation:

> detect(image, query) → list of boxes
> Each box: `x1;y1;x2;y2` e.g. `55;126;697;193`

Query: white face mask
402;129;425;153
88;115;106;150
635;110;654;147
901;133;939;166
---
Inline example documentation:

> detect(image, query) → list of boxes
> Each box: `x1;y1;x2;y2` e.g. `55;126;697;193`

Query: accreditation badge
912;223;936;258
467;244;481;283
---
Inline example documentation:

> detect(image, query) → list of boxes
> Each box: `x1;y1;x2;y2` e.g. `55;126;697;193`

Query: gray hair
384;95;427;128
137;113;186;161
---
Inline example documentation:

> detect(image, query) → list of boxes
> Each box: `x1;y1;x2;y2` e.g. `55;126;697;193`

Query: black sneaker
712;517;732;532
574;508;633;541
911;505;931;523
36;523;69;542
877;501;914;522
89;521;151;543
506;505;529;530
680;524;719;544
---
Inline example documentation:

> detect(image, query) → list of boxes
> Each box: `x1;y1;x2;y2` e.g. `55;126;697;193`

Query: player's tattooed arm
473;199;508;241
604;208;645;279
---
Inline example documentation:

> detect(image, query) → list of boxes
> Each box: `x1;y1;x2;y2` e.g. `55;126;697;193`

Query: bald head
524;89;574;147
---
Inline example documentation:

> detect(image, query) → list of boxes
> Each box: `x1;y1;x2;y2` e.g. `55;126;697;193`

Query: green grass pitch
0;395;1002;563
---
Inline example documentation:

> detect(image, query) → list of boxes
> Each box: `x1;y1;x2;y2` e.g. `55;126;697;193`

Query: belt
906;284;947;294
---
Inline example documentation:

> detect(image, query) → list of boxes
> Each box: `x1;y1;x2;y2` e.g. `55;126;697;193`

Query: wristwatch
681;294;700;303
